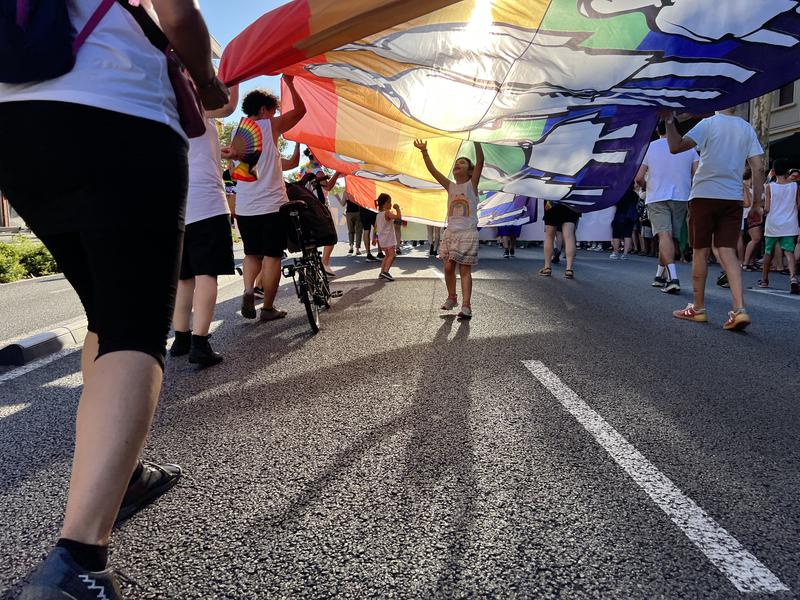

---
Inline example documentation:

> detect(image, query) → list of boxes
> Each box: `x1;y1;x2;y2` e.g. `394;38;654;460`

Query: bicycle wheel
313;251;332;308
298;268;320;334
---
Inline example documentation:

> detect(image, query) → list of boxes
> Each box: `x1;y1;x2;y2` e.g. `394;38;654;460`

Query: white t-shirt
234;119;288;216
375;209;397;248
641;138;697;204
765;182;800;238
186;120;229;225
686;114;763;201
446;181;479;231
0;0;182;138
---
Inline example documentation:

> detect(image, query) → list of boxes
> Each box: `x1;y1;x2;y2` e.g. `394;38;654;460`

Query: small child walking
375;193;401;281
759;159;800;293
414;138;484;320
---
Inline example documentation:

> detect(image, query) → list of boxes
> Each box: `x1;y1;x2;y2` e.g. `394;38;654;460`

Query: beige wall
768;80;800;142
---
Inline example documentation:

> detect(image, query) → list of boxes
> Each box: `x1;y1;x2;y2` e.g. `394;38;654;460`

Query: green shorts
764;235;797;254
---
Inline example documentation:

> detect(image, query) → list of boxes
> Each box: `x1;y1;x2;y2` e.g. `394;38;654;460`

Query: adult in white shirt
664;108;765;331
170;88;239;367
636;120;698;294
0;1;228;598
224;79;306;322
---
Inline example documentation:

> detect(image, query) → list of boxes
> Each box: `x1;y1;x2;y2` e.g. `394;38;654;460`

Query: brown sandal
564;269;574;279
538;267;552;277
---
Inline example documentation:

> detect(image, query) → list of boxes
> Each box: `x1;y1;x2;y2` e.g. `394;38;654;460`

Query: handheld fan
231;117;263;182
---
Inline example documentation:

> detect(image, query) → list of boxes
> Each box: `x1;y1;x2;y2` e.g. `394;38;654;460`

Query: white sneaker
620;253;629;260
609;253;620;260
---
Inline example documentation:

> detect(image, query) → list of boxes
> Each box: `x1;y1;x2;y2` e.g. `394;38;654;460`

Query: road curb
0;318;88;366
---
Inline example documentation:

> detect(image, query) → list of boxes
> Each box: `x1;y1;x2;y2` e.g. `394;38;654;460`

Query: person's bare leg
743;228;761;267
624;237;632;254
692;247;710;309
172;278;194;333
261;256;282;310
543;226;555;270
612;238;621;254
61;348;162;545
717;246;745;309
459;263;473;306
191;275;218;336
658;231;673;268
381;247;396;273
322;245;334;268
363;229;371;255
563;223;577;271
242;254;262;292
444;259;457;298
773;247;784;272
761;251;772;284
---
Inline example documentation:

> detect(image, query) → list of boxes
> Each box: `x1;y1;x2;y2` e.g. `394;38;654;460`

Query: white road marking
0;403;29;420
749;288;800;302
522;360;789;595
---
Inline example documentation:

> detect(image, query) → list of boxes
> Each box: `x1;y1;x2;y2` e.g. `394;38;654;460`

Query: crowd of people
0;1;798;598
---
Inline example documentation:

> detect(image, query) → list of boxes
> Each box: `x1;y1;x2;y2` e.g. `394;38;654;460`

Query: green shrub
0;237;59;282
0;244;25;283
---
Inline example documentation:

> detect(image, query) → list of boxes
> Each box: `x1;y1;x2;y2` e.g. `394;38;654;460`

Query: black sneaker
169;330;191;357
116;460;182;523
429;247;436;257
503;250;510;259
379;271;395;281
716;272;729;288
347;246;353;254
552;249;561;264
365;253;379;262
20;547;122;600
376;251;385;259
661;279;681;294
652;276;667;288
395;247;402;255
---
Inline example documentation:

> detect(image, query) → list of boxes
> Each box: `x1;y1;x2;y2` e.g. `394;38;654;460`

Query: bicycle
280;200;341;333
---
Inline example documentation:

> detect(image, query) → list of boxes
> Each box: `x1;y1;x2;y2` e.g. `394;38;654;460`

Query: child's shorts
765;235;797;254
439;228;479;265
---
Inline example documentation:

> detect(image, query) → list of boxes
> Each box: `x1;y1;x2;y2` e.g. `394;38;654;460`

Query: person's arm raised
281;143;301;171
471;141;484;192
413;139;451;189
151;0;228;110
206;85;239;120
659;111;696;154
274;75;307;136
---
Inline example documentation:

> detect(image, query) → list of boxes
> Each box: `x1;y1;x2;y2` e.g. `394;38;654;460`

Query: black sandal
564;269;574;279
116;460;182;524
538;267;552;277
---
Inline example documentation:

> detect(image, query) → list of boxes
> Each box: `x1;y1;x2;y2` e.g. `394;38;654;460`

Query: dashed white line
0;402;29;420
522;360;789;595
0;348;80;384
749;288;800;301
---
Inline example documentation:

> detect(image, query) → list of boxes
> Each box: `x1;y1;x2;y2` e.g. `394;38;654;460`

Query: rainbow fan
231;117;263;182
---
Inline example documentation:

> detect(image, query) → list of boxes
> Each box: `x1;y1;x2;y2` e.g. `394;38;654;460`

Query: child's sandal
564;269;575;279
757;279;769;288
538;267;552;277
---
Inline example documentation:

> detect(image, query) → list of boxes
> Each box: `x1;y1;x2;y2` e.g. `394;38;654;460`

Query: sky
202;0;287;125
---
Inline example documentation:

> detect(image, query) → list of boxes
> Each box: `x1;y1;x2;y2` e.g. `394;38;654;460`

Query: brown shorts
688;199;743;249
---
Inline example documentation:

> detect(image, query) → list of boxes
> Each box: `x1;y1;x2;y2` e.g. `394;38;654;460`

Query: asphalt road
1;244;799;599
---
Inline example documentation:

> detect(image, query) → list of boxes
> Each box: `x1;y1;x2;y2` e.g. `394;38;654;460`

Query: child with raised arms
375;193;401;281
414;139;484;319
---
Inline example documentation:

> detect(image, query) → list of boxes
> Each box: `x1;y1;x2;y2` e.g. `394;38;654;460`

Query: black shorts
180;214;235;280
360;207;377;229
612;219;635;239
0;101;187;369
237;212;287;258
544;203;580;228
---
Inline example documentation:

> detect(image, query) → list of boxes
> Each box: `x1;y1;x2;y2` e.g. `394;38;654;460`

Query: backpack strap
115;0;169;53
72;0;117;55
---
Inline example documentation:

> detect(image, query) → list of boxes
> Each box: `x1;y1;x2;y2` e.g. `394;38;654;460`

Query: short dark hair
657;120;667;136
377;193;392;209
241;89;279;118
773;158;790;177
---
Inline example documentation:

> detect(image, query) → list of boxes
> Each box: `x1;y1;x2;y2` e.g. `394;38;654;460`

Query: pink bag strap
72;0;117;55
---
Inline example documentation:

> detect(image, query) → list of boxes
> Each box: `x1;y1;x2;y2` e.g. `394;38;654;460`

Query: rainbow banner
220;1;800;225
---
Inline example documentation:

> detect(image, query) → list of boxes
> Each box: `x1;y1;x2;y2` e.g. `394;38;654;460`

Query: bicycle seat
281;200;307;212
